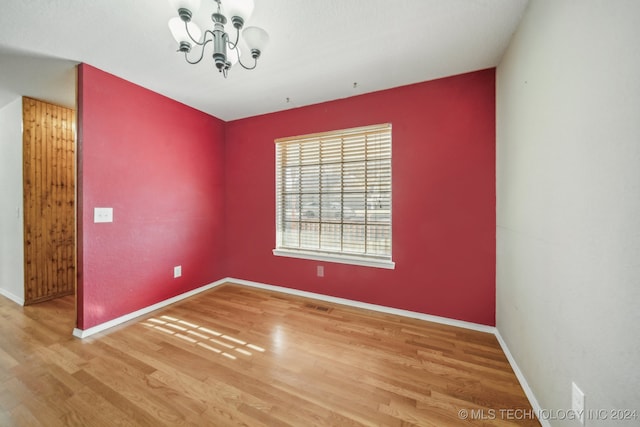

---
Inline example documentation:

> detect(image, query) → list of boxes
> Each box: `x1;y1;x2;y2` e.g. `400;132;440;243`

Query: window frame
273;123;394;270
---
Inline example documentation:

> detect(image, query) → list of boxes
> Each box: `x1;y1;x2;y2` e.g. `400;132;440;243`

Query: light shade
242;26;269;52
224;0;254;22
168;17;202;44
169;0;201;13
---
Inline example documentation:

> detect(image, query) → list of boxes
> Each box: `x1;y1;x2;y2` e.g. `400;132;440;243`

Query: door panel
22;97;75;304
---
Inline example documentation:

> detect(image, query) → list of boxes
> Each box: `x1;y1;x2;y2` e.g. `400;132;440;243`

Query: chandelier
168;0;269;77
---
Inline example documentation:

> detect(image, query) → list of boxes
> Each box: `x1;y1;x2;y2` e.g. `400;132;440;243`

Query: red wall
77;64;227;329
225;69;496;325
77;66;496;329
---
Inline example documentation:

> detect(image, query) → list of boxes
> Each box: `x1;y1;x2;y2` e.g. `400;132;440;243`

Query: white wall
497;1;640;426
0;97;24;305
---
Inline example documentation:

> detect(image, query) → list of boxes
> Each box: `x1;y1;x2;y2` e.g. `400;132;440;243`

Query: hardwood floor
0;283;540;426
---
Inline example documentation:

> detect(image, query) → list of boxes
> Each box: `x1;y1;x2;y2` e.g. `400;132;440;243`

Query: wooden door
22;97;76;305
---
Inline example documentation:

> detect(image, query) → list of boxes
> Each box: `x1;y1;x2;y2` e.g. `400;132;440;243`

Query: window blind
275;123;392;264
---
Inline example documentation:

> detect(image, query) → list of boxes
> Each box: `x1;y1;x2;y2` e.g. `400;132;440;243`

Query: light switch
94;207;113;223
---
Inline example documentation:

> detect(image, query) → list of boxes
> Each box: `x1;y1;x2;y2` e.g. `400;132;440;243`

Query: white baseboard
71;276;543;427
495;329;550;427
226;277;496;334
0;288;24;306
72;278;228;339
72;276;494;337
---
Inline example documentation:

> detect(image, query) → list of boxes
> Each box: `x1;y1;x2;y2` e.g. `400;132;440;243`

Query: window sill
273;249;395;270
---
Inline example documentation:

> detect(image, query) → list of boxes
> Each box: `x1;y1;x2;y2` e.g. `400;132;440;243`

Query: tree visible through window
274;123;393;268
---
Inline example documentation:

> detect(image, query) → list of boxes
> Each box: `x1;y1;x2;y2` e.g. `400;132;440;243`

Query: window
274;123;394;269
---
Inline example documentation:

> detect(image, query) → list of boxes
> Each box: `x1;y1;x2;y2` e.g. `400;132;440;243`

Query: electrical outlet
572;382;585;425
174;265;182;278
317;265;324;277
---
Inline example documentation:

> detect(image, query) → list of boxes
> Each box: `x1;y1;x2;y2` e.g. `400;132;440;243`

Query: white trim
0;288;24;306
72;279;228;339
495;329;551;427
273;249;395;270
226;277;492;333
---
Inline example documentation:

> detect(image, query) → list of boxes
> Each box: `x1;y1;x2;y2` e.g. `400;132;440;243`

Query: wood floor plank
0;283;541;426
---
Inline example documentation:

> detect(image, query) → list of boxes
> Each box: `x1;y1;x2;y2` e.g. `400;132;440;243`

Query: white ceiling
0;0;529;121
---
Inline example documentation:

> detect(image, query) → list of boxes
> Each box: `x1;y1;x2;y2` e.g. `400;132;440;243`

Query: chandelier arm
184;38;213;64
236;54;258;70
184;21;213;46
227;25;241;50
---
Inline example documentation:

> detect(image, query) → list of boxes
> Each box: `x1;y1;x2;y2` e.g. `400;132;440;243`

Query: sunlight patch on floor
141;315;266;361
